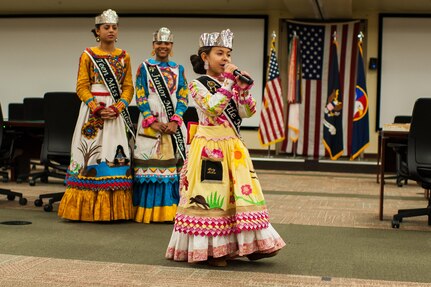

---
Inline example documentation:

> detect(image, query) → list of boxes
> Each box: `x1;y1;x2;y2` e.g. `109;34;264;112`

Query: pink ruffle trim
166;237;286;262
170;114;183;126
141;116;157;128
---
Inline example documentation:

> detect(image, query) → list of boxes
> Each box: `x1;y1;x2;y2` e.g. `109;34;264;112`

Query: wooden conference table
377;124;409;220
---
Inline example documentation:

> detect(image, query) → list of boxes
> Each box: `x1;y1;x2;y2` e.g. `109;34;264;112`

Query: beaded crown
153;27;174;42
199;29;233;49
95;9;119;25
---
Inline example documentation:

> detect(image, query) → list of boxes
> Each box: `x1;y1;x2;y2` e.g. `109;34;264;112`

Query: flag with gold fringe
350;36;369;160
323;36;344;160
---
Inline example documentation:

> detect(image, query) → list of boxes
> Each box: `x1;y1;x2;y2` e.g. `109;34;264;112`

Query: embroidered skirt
165;125;285;262
133;113;185;223
58;92;134;221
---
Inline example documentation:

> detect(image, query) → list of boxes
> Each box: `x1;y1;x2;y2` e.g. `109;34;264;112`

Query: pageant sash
145;63;186;161
84;49;135;139
196;76;242;137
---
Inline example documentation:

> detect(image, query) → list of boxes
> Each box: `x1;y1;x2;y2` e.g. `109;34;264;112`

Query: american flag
258;41;285;146
282;20;361;158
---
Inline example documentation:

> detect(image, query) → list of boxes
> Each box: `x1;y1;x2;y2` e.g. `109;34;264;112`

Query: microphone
233;69;254;85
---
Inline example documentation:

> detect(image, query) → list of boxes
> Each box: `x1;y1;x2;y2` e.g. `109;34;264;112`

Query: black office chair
386;115;412;187
29;92;80;212
392;99;431;228
23;97;45;121
0;102;27;205
22;98;45;171
8;103;25;120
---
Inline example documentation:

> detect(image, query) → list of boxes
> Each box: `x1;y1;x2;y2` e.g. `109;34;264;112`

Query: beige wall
242;10;380;156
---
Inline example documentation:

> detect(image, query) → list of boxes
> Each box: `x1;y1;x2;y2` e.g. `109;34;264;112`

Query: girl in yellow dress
166;29;285;266
58;9;135;221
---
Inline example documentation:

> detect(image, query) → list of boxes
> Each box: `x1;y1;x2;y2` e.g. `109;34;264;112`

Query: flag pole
266;31;277;158
355;31;364;162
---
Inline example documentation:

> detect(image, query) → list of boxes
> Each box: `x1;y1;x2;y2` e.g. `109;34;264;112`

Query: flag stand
267;146;271;158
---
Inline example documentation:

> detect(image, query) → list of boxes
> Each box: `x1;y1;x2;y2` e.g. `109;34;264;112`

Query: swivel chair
0;102;27;205
387;115;412;187
392;99;431;228
8;103;25;120
23;97;45;121
29;92;80;211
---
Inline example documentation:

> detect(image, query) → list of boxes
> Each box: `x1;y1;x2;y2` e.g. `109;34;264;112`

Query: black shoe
246;250;279;261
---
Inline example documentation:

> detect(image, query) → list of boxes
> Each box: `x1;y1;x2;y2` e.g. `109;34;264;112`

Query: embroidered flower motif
241;184;252;196
212;149;223;159
201;147;224;161
233;145;246;168
69;161;80;174
81;117;104;139
82;122;97;139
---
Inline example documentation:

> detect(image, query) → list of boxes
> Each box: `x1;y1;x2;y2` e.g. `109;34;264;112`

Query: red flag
258;40;285;146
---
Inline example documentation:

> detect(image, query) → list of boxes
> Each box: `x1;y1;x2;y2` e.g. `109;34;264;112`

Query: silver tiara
199;29;233;49
95;9;119;25
153;27;174;42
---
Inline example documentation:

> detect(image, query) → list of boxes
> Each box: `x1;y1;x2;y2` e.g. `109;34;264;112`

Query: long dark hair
190;46;213;75
91;24;101;38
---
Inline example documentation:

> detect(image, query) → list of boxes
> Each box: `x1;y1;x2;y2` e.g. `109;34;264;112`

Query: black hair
91;24;102;38
190;46;213;75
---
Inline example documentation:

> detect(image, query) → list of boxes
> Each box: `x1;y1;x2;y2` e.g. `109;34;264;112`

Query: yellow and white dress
58;47;135;222
166;74;285;262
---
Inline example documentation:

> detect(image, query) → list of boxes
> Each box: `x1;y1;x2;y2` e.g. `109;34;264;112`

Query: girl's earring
115;38;118;42
96;36;100;42
204;60;209;70
151;49;156;56
169;50;173;57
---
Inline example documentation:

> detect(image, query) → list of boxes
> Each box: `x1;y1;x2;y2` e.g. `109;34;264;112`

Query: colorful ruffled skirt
133;112;186;223
165;125;285;262
58;91;134;221
133;167;180;223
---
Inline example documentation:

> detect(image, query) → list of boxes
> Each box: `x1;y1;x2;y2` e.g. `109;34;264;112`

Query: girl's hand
164;121;178;134
235;70;252;90
99;108;117;120
150;121;167;133
224;63;238;75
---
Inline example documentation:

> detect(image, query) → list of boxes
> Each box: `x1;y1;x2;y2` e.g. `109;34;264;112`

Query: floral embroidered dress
133;58;188;223
166;74;285;262
58;47;135;222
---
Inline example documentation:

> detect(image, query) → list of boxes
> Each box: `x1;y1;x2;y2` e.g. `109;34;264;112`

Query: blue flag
350;40;369;160
323;39;344;160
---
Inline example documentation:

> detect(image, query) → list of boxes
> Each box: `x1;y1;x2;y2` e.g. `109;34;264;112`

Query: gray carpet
0;208;430;283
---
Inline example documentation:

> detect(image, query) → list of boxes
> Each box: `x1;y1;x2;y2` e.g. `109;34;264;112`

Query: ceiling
1;0;431;19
